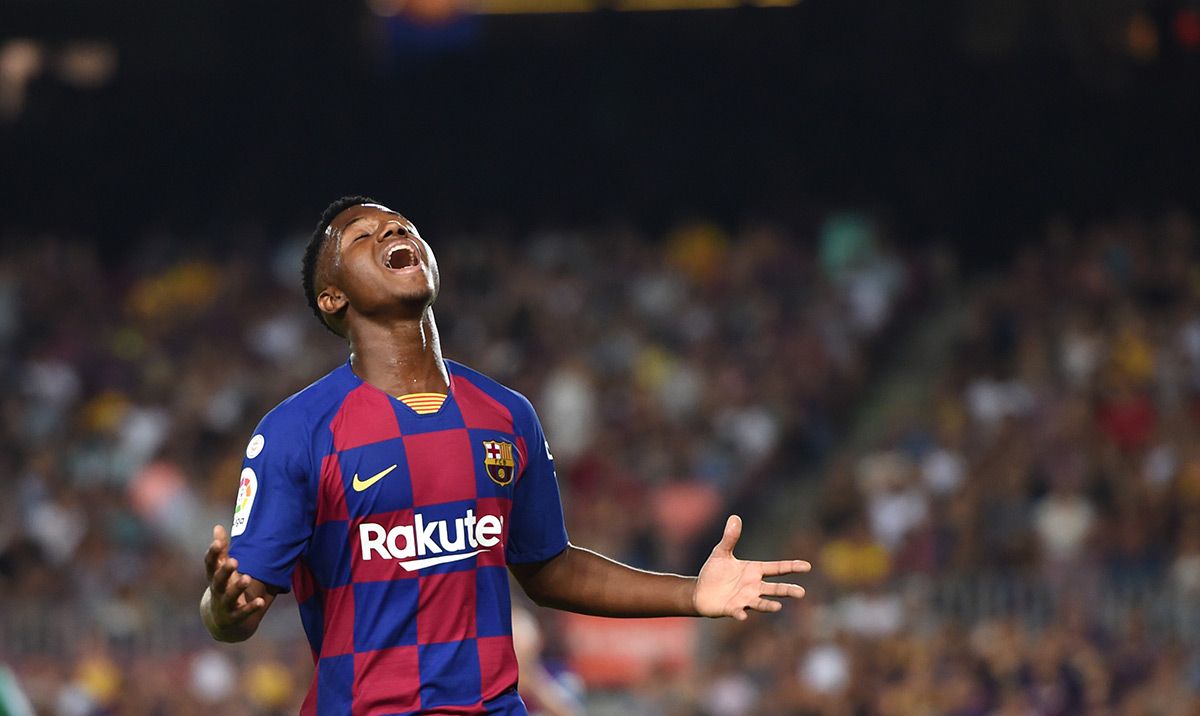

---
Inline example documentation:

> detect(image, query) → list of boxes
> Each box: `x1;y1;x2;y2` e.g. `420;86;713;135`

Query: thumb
713;515;742;557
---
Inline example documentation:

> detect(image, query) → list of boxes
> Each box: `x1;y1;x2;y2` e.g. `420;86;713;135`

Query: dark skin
201;203;811;642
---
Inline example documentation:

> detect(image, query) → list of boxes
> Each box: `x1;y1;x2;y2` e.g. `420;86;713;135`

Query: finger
221;572;251;610
211;557;238;595
205;526;230;568
761;582;806;600
205;543;227;581
750;598;782;613
204;543;221;579
730;607;748;622
759;559;811;577
229;596;268;623
713;515;742;557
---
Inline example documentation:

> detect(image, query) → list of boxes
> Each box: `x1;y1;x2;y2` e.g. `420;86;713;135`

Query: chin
394;288;436;310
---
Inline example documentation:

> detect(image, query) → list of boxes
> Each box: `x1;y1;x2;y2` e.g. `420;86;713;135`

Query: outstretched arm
199;525;278;642
509;515;810;620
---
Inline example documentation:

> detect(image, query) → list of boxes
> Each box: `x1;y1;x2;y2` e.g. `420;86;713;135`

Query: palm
693;515;811;621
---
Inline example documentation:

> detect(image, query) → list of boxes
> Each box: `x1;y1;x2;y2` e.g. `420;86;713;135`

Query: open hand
201;525;269;635
693;515;811;621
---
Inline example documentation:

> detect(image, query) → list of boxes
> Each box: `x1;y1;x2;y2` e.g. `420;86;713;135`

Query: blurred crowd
3;208;1200;714
814;211;1200;591
713;210;1200;715
642;607;1200;716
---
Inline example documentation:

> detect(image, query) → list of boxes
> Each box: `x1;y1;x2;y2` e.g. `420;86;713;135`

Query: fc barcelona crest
483;440;516;486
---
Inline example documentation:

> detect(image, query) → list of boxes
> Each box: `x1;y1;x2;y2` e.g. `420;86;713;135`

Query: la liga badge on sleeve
482;440;516;486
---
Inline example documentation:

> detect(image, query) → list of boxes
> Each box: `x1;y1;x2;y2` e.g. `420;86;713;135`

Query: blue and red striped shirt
229;359;569;715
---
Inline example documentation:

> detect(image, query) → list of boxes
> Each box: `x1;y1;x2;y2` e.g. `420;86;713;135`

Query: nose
379;221;407;242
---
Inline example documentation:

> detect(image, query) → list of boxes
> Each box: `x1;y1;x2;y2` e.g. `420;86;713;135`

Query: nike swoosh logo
397;550;485;572
352;464;398;492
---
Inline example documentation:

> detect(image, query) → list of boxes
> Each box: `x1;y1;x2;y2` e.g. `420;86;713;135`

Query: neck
347;309;450;397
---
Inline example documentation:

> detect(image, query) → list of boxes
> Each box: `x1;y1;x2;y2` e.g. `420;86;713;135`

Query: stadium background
2;0;1200;713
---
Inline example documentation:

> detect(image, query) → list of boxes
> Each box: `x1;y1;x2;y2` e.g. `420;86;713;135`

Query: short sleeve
505;401;569;565
227;411;315;591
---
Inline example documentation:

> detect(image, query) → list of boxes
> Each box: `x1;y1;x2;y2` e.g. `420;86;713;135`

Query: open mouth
384;244;418;270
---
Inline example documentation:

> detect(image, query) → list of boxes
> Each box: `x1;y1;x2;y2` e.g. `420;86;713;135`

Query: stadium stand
2;210;1198;713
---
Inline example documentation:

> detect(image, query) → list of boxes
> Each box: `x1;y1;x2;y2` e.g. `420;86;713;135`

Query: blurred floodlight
369;0;464;20
1176;8;1200;50
0;39;43;120
387;0;805;14
55;42;118;89
1127;13;1159;61
616;0;739;9
472;0;591;13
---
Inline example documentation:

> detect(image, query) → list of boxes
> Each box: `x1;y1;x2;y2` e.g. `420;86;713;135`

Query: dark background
4;0;1198;259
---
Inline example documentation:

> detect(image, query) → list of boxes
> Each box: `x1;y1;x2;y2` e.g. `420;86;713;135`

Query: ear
317;287;348;319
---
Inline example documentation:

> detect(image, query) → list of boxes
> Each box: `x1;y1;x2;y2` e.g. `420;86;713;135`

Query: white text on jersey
359;509;503;571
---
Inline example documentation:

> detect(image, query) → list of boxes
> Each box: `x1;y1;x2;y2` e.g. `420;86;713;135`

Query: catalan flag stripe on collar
397;392;447;415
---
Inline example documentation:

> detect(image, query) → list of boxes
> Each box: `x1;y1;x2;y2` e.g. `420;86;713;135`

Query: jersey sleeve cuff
227;547;293;593
505;540;568;565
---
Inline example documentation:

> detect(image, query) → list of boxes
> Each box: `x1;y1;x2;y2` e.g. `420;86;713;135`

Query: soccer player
200;197;811;715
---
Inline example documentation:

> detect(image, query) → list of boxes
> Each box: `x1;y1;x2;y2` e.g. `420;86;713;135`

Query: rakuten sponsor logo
359;509;503;572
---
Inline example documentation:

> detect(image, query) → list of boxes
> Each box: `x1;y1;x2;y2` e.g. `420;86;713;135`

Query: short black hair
302;195;378;336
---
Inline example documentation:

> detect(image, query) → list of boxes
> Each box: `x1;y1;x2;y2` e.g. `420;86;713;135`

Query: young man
200;197;811;715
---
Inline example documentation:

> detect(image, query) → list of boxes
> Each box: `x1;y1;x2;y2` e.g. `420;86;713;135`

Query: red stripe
315;454;348;525
453;376;514;433
329;384;402;451
299;672;318;716
515;436;528;481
